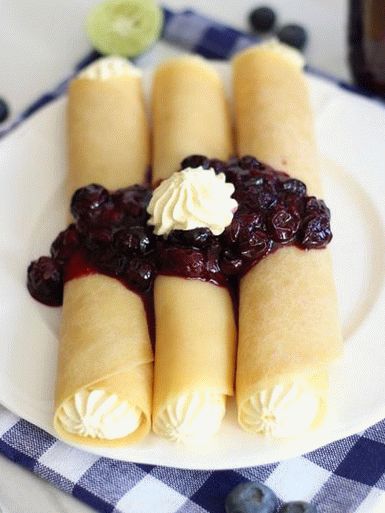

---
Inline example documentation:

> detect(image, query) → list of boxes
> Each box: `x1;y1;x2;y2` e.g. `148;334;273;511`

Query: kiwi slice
86;0;164;57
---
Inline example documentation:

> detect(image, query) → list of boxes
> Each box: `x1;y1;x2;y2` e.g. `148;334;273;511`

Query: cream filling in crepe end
147;167;237;236
57;389;142;440
239;382;320;438
244;39;305;69
77;56;142;80
153;392;226;443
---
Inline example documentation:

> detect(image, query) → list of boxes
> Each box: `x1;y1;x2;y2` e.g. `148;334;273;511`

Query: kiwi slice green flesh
86;0;164;57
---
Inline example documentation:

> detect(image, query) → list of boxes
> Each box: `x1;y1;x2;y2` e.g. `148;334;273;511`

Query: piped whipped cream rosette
232;42;343;438
54;57;153;447
150;56;237;444
153;392;226;444
57;389;142;440
147;166;238;236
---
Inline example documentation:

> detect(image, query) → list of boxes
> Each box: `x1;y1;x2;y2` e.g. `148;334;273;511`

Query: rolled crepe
151;55;233;183
151;56;237;443
68;56;150;195
54;57;153;446
233;43;343;437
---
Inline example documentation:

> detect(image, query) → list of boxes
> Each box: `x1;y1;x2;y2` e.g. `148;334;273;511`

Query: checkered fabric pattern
1;405;385;512
1;6;384;513
0;6;380;139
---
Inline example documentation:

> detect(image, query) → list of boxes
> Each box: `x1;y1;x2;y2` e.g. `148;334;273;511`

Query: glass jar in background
348;0;385;96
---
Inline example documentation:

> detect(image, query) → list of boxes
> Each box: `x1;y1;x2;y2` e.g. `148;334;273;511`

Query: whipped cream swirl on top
57;389;142;440
239;382;320;438
147;167;238;236
153;392;226;444
77;56;141;80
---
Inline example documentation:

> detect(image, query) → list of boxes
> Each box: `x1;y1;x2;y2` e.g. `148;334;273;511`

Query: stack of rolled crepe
233;43;343;438
151;56;237;443
54;47;342;446
54;57;153;446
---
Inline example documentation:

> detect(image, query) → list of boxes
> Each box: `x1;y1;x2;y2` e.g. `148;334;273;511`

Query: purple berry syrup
27;155;333;336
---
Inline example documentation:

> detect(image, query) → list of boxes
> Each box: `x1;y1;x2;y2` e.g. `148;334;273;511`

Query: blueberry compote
27;155;332;311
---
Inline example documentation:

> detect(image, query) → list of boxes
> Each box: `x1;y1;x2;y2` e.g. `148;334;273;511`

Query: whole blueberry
98;201;125;226
300;214;332;249
238;155;264;170
187;228;213;248
236;212;268;256
249;7;276;33
50;224;80;264
268;207;300;243
113;184;152;216
277;24;308;51
114;183;149;199
239;230;272;260
168;228;213;249
304;197;330;218
126;259;155;293
280;501;318;513
254;190;278;210
225;482;277;513
282;179;307;197
70;184;109;221
209;158;226;173
226;165;252;185
86;226;114;250
180;154;210;169
159;247;205;278
237;212;265;237
27;256;63;306
114;226;153;255
93;248;128;276
0;98;10;123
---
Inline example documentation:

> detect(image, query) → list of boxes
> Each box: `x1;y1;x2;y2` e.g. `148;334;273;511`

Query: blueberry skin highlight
280;501;318;513
225;482;278;513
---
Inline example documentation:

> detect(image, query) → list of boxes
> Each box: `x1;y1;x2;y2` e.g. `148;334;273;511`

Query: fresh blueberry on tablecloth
249;6;276;32
277;24;308;50
225;481;277;513
280;501;318;513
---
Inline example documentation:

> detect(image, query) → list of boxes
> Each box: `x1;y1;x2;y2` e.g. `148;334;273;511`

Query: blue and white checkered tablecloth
1;7;385;513
1;405;385;512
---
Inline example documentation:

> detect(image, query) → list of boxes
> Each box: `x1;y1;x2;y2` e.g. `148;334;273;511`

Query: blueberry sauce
27;155;332;318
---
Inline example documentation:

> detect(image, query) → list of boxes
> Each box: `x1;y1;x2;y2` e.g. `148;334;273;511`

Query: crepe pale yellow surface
151;55;233;183
233;44;343;437
153;277;236;443
54;58;153;446
68;57;150;196
151;56;237;443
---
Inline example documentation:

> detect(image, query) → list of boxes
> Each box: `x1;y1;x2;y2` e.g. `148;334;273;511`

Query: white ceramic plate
0;63;384;469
